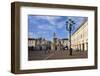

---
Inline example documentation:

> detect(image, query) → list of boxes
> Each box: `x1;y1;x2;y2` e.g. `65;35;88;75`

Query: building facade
51;32;69;51
28;36;69;51
71;20;88;51
28;38;36;47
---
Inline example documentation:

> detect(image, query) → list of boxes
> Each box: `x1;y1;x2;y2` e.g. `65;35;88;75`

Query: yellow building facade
71;20;88;51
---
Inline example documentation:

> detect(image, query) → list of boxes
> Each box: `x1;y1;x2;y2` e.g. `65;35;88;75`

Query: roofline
28;38;36;40
72;18;88;36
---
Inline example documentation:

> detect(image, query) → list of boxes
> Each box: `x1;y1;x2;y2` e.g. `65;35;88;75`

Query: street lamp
66;19;75;55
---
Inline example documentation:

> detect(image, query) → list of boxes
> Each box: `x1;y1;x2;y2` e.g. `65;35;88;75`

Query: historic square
28;15;88;60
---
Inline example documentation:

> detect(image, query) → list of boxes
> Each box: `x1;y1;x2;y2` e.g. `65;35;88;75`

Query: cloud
34;15;63;25
28;32;39;38
28;32;34;38
44;16;67;29
29;15;68;30
46;16;62;25
56;21;66;29
37;24;56;32
35;16;61;21
28;15;87;40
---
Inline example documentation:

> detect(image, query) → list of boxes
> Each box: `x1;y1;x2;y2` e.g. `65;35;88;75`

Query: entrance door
82;43;84;51
79;44;81;51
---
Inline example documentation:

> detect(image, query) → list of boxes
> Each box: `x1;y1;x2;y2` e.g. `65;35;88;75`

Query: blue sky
28;15;87;41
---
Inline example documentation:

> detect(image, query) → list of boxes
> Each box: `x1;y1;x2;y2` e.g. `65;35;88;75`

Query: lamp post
66;19;75;55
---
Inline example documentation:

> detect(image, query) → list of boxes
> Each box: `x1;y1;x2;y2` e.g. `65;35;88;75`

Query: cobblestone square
28;50;87;60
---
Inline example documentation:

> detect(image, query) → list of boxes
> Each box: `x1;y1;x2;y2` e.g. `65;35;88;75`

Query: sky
28;15;87;41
